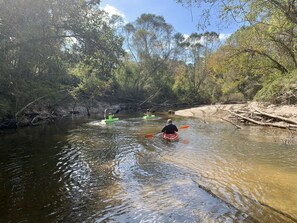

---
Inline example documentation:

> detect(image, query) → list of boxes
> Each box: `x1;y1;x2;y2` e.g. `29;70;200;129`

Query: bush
255;70;297;104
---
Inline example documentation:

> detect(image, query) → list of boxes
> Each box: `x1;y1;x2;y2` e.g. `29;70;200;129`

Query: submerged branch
221;117;242;129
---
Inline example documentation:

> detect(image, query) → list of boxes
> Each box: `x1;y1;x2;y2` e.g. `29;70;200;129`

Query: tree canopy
177;0;297;103
0;0;124;117
0;0;296;121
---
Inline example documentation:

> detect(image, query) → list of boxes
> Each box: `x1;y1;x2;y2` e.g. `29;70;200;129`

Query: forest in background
0;0;296;123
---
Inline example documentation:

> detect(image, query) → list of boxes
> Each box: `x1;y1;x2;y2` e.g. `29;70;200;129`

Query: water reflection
0;116;296;222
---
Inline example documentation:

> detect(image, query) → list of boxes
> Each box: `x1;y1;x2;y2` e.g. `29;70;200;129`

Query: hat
167;119;172;124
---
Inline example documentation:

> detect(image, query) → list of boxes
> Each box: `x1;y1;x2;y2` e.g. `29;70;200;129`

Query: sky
100;0;242;41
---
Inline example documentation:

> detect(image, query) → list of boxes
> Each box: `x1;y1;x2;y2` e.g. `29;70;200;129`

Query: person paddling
145;109;152;116
104;109;108;119
101;108;120;124
104;108;116;120
161;119;178;134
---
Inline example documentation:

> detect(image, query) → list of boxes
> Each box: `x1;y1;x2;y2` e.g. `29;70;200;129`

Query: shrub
255;70;297;104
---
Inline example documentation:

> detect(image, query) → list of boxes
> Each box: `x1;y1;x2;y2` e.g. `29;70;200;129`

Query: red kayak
162;133;179;141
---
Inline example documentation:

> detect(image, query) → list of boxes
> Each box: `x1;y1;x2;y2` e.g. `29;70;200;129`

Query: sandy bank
175;102;297;123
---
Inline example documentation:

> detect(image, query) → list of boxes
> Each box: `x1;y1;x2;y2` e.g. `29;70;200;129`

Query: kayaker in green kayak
104;108;119;120
107;113;114;120
145;109;152;116
143;109;156;119
104;109;111;119
101;108;120;124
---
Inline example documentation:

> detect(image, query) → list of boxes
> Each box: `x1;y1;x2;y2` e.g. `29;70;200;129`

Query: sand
175;102;297;123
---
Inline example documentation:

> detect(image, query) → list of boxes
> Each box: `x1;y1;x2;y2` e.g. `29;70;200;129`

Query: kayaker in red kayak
161;119;179;140
162;119;178;134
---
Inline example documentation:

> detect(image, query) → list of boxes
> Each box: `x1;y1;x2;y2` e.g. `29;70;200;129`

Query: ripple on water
1;118;297;223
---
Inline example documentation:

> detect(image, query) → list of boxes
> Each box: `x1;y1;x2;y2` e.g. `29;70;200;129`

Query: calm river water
0;114;296;223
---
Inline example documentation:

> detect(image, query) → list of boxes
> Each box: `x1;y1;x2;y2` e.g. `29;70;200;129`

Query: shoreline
175;102;297;123
175;102;297;145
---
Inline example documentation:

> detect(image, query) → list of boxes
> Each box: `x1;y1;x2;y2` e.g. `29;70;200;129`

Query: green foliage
255;70;297;103
171;31;221;104
0;97;13;118
0;0;124;117
70;61;117;98
120;13;177;101
207;15;297;102
177;0;297;28
1;0;296;120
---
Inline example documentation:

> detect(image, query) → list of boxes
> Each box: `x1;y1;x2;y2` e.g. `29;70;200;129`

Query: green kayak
143;114;156;119
101;117;119;124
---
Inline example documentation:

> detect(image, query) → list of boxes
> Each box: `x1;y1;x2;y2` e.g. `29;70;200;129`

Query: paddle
145;125;189;138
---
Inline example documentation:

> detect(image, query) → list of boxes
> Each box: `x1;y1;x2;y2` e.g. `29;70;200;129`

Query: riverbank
175;102;297;145
0;100;122;131
175;102;297;123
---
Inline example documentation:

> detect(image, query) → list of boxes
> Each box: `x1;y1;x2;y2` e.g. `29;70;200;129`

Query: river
0;114;296;223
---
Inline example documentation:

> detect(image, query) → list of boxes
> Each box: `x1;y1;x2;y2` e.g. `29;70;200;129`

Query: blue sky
100;0;241;40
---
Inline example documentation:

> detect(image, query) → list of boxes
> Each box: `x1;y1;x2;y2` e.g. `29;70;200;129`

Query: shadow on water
0;115;296;222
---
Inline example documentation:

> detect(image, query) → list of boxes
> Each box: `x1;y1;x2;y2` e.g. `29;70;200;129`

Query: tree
0;0;124;117
176;0;297;28
207;22;296;101
121;13;176;101
177;0;297;103
173;31;220;103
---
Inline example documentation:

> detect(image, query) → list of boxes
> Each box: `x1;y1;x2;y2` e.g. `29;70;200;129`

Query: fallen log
230;111;297;129
254;109;297;125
